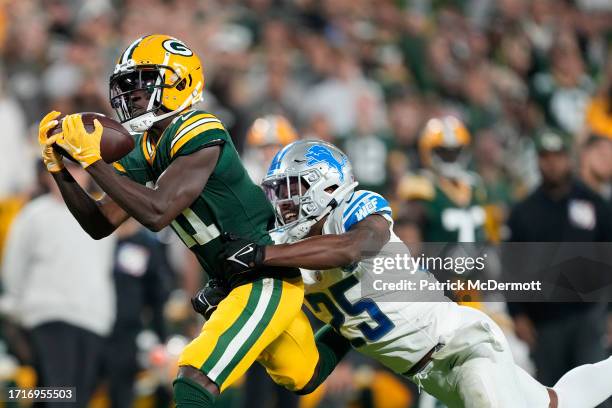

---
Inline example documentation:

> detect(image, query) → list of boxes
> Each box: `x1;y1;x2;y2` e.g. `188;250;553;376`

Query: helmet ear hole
187;74;192;87
176;79;186;91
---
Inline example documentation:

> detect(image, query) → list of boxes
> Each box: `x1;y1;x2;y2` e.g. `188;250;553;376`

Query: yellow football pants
178;277;319;392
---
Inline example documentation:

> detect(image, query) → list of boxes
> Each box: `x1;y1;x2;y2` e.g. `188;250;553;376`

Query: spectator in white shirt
0;161;115;407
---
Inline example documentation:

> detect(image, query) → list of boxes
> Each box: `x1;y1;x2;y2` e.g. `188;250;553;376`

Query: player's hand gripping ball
38;111;65;173
46;112;134;168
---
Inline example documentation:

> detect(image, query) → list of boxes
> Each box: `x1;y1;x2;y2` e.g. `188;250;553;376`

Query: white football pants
411;305;550;408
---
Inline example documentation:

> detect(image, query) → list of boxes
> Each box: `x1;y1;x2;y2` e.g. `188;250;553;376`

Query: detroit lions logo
304;145;347;181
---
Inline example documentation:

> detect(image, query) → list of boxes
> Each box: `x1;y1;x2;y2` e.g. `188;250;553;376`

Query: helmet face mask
109;65;180;123
263;171;321;226
432;146;464;163
430;146;471;180
263;140;357;239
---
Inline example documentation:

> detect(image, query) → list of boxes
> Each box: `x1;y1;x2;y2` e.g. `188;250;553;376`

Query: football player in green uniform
397;116;488;243
37;34;322;408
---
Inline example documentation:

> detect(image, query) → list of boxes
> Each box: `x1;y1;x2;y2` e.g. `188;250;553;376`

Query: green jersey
113;110;291;283
403;172;487;242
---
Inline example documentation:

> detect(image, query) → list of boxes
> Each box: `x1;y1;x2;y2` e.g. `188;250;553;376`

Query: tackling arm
264;214;391;270
85;146;220;232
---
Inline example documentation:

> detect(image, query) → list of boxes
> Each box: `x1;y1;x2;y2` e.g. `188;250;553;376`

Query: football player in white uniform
219;140;612;408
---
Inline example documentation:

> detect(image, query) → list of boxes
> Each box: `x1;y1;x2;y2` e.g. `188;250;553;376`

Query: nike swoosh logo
227;244;254;268
237;245;254;257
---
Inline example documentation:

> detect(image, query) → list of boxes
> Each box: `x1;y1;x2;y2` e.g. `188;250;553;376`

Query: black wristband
254;245;266;267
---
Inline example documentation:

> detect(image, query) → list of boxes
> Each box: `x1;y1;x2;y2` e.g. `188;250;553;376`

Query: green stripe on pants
201;280;263;376
214;278;283;386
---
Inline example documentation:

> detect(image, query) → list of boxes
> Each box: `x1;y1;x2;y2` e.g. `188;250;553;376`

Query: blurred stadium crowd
0;0;612;407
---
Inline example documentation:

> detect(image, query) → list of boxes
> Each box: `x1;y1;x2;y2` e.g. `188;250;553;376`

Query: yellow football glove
38;111;64;173
55;114;103;168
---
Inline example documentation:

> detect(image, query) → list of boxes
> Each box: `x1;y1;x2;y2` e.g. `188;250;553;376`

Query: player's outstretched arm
85;146;220;232
265;214;391;270
52;113;220;232
51;169;128;239
38;111;126;239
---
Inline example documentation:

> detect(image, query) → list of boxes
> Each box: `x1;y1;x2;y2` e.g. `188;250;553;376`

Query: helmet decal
304;145;347;182
119;35;147;64
267;145;292;176
162;39;193;56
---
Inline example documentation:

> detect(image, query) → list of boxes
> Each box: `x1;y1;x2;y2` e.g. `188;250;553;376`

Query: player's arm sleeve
168;113;228;160
296;324;352;395
342;191;393;232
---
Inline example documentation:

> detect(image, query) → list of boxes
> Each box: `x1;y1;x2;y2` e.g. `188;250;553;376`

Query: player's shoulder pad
342;190;392;231
397;173;435;201
168;109;226;158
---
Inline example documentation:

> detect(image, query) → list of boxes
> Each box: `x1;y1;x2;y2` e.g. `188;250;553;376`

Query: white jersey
273;190;459;374
270;190;565;408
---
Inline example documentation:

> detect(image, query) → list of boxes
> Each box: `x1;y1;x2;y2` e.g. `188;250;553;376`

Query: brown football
49;112;135;163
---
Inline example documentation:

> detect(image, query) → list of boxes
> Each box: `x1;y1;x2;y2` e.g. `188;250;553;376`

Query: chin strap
272;181;359;243
122;83;203;134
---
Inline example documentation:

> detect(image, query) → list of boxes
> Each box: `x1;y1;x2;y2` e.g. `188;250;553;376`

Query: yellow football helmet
110;34;204;133
246;115;298;147
419;116;471;179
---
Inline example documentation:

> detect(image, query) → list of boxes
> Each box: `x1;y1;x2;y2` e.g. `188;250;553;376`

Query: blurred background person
0;161;116;407
343;93;392;194
242;115;299;184
507;129;612;396
396;116;487;244
0;73;35;201
579;134;612;201
102;218;173;408
586;55;612;140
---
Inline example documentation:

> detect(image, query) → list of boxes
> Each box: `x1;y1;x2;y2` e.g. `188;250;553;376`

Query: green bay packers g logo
162;39;193;56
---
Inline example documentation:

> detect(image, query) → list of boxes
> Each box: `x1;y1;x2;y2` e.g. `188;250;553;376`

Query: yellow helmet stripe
441;120;459;147
170;122;225;158
121;34;153;64
120;35;147;64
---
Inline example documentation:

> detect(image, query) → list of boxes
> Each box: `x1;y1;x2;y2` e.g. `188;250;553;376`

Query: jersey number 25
305;274;395;348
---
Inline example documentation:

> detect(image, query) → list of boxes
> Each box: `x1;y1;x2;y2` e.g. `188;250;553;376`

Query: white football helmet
263;140;358;240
